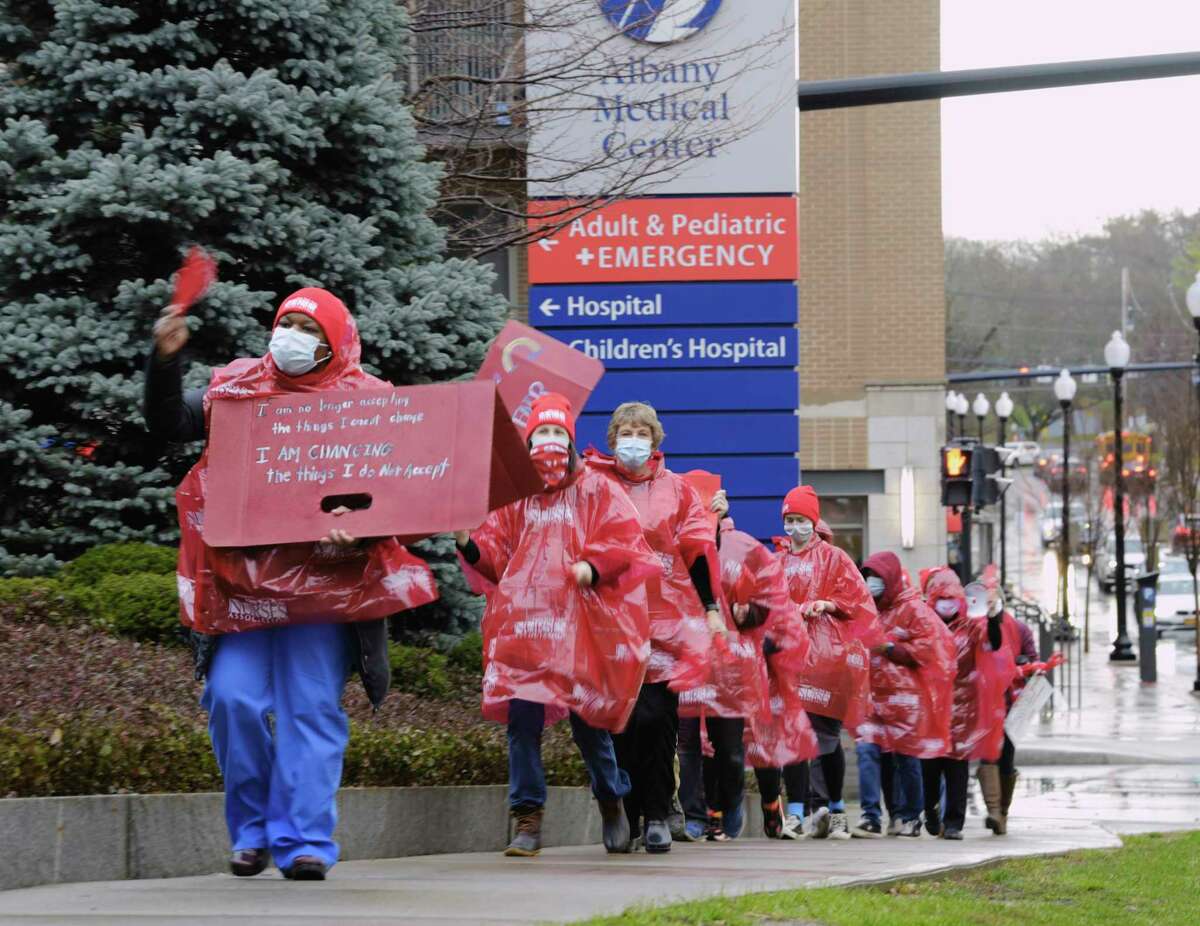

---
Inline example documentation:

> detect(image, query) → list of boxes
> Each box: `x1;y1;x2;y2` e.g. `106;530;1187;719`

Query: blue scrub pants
506;699;630;810
201;623;350;870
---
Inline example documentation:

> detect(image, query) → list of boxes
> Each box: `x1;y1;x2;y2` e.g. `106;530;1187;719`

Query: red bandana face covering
530;441;570;490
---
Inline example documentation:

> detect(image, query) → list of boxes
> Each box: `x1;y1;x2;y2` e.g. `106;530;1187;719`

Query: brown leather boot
1000;770;1019;831
977;764;1005;835
505;806;543;857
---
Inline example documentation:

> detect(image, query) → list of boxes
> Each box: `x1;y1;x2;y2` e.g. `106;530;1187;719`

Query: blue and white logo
599;1;723;45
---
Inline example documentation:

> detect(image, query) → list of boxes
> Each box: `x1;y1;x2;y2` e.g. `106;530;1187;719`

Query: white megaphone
964;582;990;618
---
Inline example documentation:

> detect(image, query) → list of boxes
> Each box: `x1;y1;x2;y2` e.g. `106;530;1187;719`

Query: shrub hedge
1;713;589;798
61;543;177;588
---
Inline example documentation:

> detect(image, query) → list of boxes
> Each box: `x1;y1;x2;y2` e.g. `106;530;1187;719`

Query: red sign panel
528;196;798;284
203;382;541;548
477;320;605;429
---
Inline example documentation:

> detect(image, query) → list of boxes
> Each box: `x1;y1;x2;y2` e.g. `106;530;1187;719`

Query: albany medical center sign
526;1;797;198
527;1;800;541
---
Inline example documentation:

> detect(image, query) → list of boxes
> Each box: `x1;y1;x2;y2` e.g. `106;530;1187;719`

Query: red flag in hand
171;246;217;315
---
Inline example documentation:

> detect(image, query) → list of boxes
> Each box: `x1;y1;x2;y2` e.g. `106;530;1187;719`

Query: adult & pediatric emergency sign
528;196;798;284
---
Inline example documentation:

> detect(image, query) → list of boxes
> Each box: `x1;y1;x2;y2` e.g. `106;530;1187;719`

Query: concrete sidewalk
3;763;1198;926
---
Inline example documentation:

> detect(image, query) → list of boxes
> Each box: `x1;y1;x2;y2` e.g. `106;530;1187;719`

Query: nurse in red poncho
769;485;879;841
920;567;1016;840
146;288;438;881
585;401;722;854
851;552;955;839
455;394;659;858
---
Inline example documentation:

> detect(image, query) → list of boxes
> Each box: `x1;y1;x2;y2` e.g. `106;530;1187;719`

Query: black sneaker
644;819;672;854
943;827;964;841
851;818;884;839
925;808;942;837
229;848;268;877
281;856;327;881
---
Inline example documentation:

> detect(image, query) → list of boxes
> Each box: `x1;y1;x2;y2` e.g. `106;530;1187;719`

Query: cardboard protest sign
202;381;542;548
477;320;604;432
682;470;722;530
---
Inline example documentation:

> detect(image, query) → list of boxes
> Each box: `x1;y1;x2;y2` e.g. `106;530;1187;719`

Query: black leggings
678;715;745;821
612;682;679;831
921;757;969;831
755;761;809;807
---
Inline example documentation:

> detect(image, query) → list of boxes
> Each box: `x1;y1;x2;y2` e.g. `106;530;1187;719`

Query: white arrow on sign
537;238;559;252
539;298;561;318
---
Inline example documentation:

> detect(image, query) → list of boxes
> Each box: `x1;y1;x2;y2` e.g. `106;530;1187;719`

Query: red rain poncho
703;521;818;768
853;553;955;758
175;289;438;634
923;568;1018;761
585;450;717;690
464;465;660;732
679;520;773;722
774;536;880;724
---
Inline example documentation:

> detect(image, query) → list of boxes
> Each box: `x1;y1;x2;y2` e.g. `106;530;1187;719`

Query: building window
823;496;867;566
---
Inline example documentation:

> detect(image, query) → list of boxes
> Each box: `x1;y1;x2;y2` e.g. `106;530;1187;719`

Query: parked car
1097;536;1146;593
1158;554;1193;578
1171;513;1200;555
1004;441;1041;467
1040;500;1090;551
1152;574;1199;636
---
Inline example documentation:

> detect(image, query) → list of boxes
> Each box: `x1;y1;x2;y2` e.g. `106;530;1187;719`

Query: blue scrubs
201;623;350;870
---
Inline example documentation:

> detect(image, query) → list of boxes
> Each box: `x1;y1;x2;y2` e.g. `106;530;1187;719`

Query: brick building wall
798;0;944;470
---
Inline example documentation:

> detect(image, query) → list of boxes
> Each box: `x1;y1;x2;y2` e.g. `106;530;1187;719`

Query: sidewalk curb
1019;748;1197;766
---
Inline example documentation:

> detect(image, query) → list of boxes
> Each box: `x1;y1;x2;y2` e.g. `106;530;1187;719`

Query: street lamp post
973;393;990;443
996;391;1014;592
1185;273;1200;689
955;392;969;439
946;391;960;438
1054;371;1077;625
1106;331;1136;662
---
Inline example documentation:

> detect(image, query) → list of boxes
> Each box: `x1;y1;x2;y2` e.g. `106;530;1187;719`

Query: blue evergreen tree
0;0;508;599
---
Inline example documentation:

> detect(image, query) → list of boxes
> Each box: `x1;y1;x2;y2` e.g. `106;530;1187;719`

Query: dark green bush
92;573;181;643
1;714;589;797
446;629;483;674
62;544;177;589
0;577;88;625
388;643;453;698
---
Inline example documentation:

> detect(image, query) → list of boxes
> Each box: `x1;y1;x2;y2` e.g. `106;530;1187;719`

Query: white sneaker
809;806;832;839
828;811;851;840
780;813;807;840
887;817;903;837
897;818;922;838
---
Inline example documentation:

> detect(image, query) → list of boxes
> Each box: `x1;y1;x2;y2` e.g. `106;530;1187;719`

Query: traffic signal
941;443;973;507
971;446;1003;507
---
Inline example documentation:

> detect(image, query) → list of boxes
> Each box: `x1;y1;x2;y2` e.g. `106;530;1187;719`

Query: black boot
505;806;544;857
644;819;672;854
599;799;632;853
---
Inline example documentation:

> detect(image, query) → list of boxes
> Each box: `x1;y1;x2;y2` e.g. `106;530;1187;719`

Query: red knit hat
524;392;575;443
274;287;350;355
782;485;820;523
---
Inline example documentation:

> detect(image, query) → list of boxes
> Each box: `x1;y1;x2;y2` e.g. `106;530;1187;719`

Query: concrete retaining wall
0;786;605;892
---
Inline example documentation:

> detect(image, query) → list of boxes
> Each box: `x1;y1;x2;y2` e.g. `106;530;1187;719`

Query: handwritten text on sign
251;392;446;488
203;382;537;549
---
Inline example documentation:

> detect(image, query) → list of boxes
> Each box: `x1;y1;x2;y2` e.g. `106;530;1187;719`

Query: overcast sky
941;0;1200;242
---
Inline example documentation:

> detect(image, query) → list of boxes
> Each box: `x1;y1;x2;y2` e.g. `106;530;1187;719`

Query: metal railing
1011;596;1082;712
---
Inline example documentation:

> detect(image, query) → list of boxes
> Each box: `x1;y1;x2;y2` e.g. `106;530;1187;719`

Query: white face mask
866;576;886;599
270;325;323;376
615;436;652;470
530;432;568;451
785;520;814;543
934;599;960;619
988;596;1004;618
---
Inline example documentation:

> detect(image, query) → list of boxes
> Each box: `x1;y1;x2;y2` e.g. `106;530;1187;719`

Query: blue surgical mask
866;576;886;599
615;436;652;470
